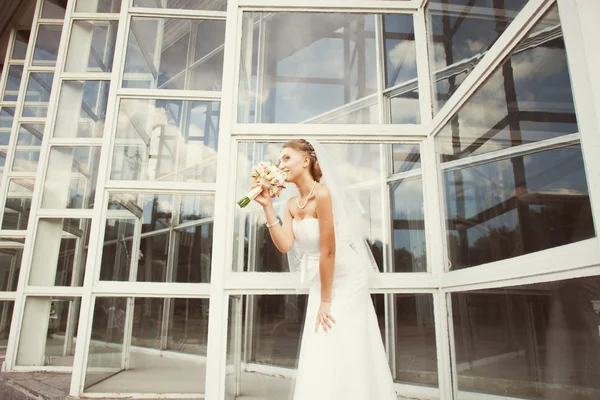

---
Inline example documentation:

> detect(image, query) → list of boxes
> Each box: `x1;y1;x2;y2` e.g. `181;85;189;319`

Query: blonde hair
282;139;323;182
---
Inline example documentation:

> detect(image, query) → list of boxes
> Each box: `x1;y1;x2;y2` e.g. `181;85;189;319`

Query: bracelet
266;220;279;228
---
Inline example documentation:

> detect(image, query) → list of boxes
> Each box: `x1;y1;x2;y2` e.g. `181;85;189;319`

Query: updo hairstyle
282;139;323;182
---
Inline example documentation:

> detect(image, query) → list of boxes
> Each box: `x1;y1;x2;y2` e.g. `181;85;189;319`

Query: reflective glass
2;180;34;230
444;145;595;270
123;18;225;91
16;297;79;367
75;0;121;13
54;81;110;138
66;21;118;73
16;123;44;146
0;152;6;181
392;143;420;174
0;302;14;358
41;0;66;19
0;107;16;146
100;193;214;282
389;89;420;124
41;147;101;209
390;177;426;272
428;0;528;111
110;99;220;182
383;14;416;88
22;72;54;118
0;248;22;291
85;296;209;394
132;0;227;10
452;275;600;399
3;65;24;102
437;6;577;161
29;219;91;287
11;30;30;60
233;142;383;273
238;13;378;123
32;24;62;66
11;150;40;172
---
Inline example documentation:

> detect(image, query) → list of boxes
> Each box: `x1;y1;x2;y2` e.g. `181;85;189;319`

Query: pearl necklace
297;181;317;209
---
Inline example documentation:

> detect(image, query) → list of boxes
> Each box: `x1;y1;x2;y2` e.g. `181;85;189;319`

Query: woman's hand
314;300;335;333
252;183;273;208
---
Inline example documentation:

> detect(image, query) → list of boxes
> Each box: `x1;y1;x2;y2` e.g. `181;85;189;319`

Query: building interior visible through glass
0;0;598;399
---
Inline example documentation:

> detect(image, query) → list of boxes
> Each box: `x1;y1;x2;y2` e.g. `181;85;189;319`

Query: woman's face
279;147;307;182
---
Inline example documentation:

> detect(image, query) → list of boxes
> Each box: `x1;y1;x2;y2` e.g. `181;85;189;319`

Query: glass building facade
0;0;599;399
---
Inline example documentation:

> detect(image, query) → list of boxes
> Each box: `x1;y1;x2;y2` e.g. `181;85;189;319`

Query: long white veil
285;139;380;282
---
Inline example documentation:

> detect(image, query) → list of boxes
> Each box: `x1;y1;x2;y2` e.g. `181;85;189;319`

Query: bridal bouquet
237;162;287;208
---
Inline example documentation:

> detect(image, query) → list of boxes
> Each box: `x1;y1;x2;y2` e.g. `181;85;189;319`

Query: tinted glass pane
437;6;577;162
383;14;416;88
444;145;595;270
22;72;54;118
11;31;30;60
66;21;118;73
2;180;34;230
32;24;62;66
428;0;528;111
238;13;378;123
54;81;110;138
0;108;16;146
3;65;24;102
452;275;600;399
0;249;22;291
392;143;420;174
132;0;226;10
41;0;66;19
75;0;121;13
123;18;225;91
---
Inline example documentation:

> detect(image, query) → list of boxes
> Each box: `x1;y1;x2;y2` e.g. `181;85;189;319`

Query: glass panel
75;0;121;13
11;30;30;60
0;248;22;291
11;150;40;172
41;0;66;19
123;18;225;91
389;89;420;124
444;145;595;270
0;152;6;181
392;143;420;174
238;13;378;123
54;81;110;138
0;302;14;360
16;297;79;367
85;296;209;394
233;142;382;273
383;14;416;88
100;193;215;282
66;21;118;73
29;219;91;287
2;179;34;230
390;177;426;272
32;24;62;66
41;147;101;209
428;0;529;111
16;123;44;146
0;107;16;146
22;72;54;118
132;0;227;11
3;65;24;102
452;275;600;399
110;99;220;182
437;6;577;162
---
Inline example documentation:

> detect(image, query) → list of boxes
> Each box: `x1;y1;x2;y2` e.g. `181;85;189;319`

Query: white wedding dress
291;217;397;400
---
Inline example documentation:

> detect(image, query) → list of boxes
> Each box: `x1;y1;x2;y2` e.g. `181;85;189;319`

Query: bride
252;139;397;399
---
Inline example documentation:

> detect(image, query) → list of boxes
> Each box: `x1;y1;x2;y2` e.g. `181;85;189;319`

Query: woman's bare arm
263;197;295;253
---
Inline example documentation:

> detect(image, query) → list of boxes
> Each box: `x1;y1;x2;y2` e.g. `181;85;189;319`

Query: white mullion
128;7;227;19
92;282;211;297
117;88;222;100
375;14;386;124
105;180;216;193
557;0;600;249
0;30;17;100
387;167;423;183
205;0;242;397
441;132;581;172
81;393;203;399
35;209;94;218
232;123;427;136
70;13;121;21
48;138;103;146
69;0;131;396
442;238;600;290
414;5;433;124
422;136;447;277
26;66;57;73
37;19;64;25
238;0;418;13
22;287;84;296
60;72;112;80
0;293;17;301
2;0;53;371
428;0;555;137
433;291;453;400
